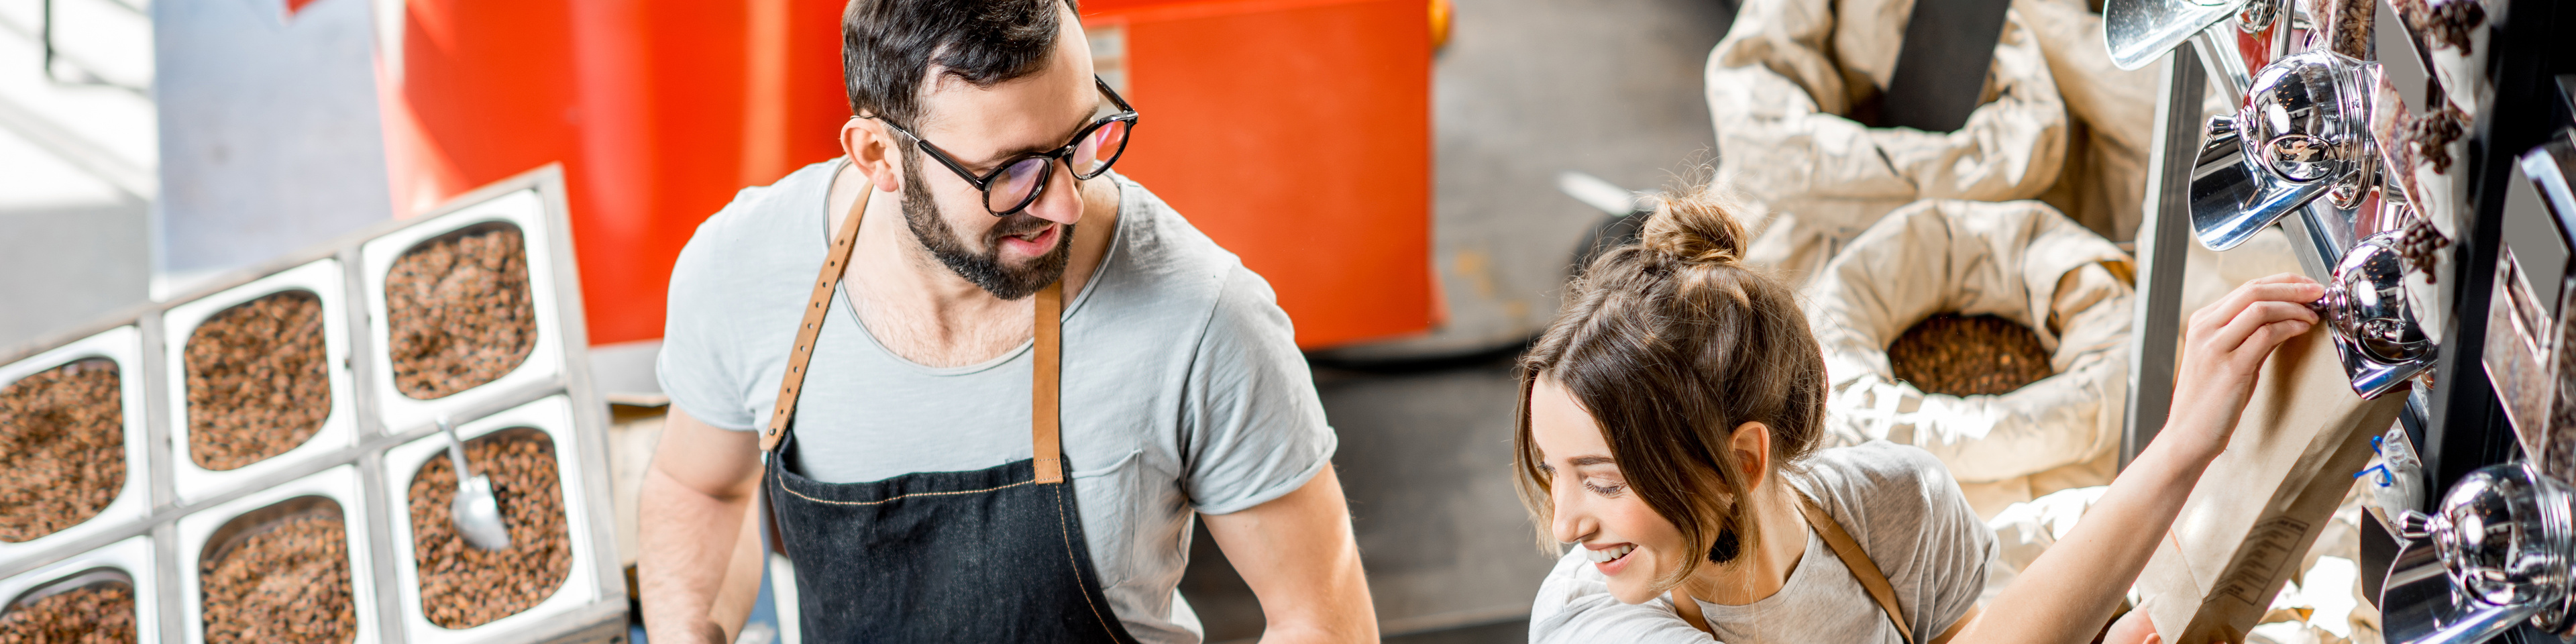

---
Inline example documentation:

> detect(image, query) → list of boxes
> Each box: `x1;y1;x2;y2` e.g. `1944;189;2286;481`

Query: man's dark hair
843;0;1079;131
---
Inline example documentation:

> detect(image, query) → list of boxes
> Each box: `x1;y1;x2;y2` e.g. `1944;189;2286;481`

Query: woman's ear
1729;421;1772;490
841;117;904;193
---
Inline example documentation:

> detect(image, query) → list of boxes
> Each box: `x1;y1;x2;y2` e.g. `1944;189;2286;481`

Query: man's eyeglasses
881;75;1138;217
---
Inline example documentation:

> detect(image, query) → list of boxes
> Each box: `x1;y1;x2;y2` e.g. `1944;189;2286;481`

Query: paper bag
2136;329;2409;643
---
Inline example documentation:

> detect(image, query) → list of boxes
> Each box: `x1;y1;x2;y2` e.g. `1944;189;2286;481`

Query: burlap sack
1806;199;2133;517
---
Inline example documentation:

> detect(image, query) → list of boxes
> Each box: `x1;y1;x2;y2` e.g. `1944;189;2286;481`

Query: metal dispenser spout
2385;463;2576;644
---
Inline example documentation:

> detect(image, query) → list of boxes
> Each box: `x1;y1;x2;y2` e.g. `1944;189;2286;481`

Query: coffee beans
2397;0;2485;54
185;291;331;471
1887;314;2055;396
0;583;135;643
407;431;570;629
0;359;125;543
199;513;354;644
387;226;536;400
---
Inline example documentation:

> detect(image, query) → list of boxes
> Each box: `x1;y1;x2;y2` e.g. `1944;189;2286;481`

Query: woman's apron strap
761;182;871;453
1795;492;1915;644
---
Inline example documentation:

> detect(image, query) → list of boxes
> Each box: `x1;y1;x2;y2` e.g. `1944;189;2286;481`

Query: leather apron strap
758;182;1065;487
1030;280;1065;484
1795;492;1915;644
760;182;869;453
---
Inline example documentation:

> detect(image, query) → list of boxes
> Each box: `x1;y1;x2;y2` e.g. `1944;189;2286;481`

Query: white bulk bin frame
160;259;361;504
174;465;381;644
0;326;154;571
360;189;569;438
380;394;610;644
0;165;624;644
0;535;162;643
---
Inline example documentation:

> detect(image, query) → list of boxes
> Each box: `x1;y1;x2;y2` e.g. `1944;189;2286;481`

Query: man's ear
1729;421;1772;490
842;117;904;193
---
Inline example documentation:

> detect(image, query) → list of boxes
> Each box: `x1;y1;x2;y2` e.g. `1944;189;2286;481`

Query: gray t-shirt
657;160;1338;644
1528;442;1994;644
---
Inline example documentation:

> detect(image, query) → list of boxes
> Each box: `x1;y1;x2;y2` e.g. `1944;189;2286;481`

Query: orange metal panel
384;0;1429;349
381;0;849;347
1085;0;1436;348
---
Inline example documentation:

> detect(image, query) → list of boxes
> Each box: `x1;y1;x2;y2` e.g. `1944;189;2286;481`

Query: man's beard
902;153;1072;301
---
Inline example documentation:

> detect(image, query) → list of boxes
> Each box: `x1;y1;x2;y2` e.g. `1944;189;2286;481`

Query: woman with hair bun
1518;182;2324;644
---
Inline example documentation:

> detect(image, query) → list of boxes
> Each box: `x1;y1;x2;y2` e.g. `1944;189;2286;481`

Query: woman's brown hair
1511;179;1828;589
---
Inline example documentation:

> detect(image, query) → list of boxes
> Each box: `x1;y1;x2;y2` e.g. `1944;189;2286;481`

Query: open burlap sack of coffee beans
387;225;537;400
199;511;356;643
185;290;331;470
0;582;136;643
1805;199;2133;517
0;359;125;543
407;430;570;629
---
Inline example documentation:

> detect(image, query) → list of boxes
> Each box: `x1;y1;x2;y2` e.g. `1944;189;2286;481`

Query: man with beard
636;1;1376;642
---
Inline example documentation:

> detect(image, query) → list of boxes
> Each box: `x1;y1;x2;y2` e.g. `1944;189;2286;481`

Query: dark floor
1181;354;1554;643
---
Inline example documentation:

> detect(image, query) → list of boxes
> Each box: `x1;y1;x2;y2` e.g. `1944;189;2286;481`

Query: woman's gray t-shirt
1529;442;1995;644
657;160;1338;644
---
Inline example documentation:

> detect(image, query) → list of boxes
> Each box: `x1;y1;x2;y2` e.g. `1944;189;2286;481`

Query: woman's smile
1584;542;1639;575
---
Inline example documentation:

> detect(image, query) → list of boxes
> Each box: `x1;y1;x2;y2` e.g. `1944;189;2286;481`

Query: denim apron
755;190;1140;643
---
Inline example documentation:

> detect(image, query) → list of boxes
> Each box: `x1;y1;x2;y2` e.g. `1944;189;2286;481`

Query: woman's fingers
2229;319;2316;370
2206;300;2320;356
2189;276;2324;341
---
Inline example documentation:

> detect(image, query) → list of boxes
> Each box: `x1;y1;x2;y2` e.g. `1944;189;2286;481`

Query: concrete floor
1183;353;1552;642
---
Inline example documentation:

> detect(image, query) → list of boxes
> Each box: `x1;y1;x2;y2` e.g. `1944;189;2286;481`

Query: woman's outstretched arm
1955;273;2325;644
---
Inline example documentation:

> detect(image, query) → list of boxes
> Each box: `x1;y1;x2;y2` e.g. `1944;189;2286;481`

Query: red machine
378;0;1433;350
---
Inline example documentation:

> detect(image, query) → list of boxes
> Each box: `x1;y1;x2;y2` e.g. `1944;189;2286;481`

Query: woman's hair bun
1638;182;1752;267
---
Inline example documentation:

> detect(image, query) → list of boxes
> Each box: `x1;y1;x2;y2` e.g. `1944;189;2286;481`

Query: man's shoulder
687;160;838;256
1087;175;1262;319
1102;176;1242;280
668;160;839;302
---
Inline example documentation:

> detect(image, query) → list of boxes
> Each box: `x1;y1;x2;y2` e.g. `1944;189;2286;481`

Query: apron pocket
1071;449;1151;592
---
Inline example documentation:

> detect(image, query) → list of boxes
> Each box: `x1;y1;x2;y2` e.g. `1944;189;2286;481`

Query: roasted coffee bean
0;583;136;644
199;513;354;644
185;290;331;470
1886;314;2055;397
2397;217;2452;282
2398;0;2485;54
2408;105;2465;174
2323;0;2373;59
0;359;124;543
407;431;570;629
386;227;537;400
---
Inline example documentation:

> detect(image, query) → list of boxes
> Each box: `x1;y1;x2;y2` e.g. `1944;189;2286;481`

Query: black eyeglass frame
881;75;1140;217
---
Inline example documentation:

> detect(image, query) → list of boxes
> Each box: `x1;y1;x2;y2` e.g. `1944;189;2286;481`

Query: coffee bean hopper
2370;93;2576;644
0;164;627;644
2177;48;2446;400
2110;0;2576;640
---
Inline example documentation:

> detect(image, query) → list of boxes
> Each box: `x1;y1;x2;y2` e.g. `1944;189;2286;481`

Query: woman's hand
2162;273;2324;460
1961;274;2322;644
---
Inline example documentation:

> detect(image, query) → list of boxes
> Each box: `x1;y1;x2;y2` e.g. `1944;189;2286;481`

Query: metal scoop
437;416;512;551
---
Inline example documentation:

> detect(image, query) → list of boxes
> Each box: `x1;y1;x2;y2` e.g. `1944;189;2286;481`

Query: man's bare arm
1200;467;1379;643
638;407;768;644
